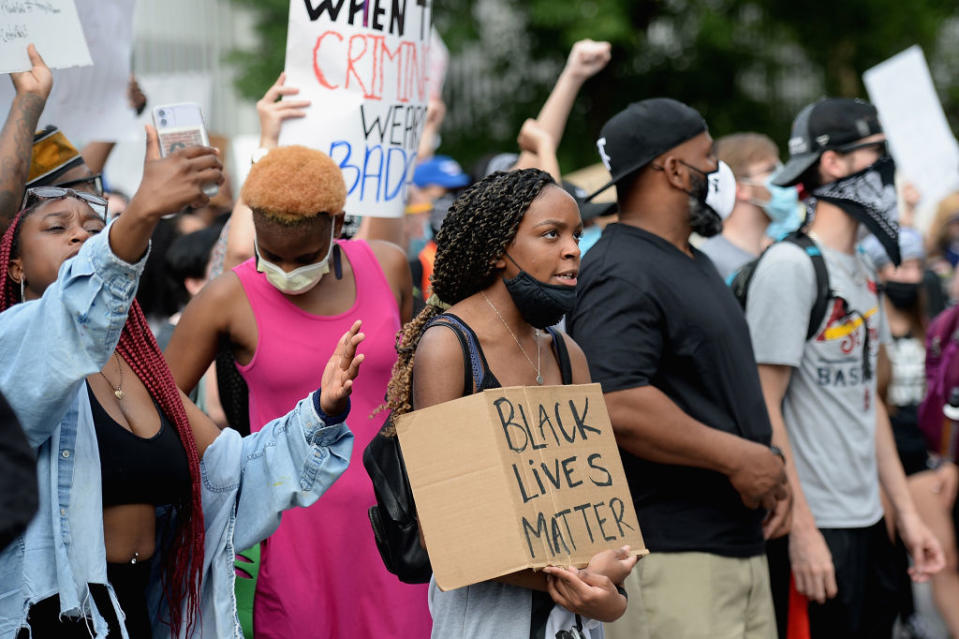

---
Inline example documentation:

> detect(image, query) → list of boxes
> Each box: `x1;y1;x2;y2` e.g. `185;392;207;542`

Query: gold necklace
482;291;543;385
100;353;125;400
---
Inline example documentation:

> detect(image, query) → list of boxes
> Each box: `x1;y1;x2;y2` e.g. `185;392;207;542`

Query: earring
333;244;343;280
19;277;25;303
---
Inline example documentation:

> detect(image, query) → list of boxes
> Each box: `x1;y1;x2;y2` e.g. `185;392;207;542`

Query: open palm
320;320;365;416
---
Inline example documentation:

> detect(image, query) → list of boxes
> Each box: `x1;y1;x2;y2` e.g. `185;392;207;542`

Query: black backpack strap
784;232;832;341
545;327;573;384
424;314;485;395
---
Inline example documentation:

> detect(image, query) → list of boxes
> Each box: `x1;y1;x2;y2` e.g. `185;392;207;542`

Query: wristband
312;392;350;425
769;445;785;464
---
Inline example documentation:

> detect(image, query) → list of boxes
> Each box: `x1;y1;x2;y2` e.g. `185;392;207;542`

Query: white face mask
255;225;335;295
704;160;737;220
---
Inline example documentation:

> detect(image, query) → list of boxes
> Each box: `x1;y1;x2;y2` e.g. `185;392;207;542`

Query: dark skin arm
369;239;414;323
604;385;787;511
164;271;243;395
0;45;52;231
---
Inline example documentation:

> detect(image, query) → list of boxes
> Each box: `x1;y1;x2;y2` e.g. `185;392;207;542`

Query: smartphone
152;102;218;198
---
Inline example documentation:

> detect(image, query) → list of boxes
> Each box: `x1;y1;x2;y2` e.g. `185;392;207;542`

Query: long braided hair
383;169;555;427
0;207;205;636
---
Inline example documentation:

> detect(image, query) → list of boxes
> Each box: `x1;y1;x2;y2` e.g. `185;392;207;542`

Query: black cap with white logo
588;98;707;200
773;97;882;187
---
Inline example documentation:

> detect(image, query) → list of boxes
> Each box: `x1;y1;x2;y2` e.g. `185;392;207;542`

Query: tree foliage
228;0;959;174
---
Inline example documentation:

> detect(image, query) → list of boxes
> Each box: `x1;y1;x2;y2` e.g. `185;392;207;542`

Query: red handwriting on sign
312;30;428;102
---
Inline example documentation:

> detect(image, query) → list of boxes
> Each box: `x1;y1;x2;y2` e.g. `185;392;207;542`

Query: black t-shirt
567;223;772;557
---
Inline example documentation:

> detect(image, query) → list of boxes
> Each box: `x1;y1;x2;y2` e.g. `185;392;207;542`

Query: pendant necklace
482;291;543;384
100;353;125;400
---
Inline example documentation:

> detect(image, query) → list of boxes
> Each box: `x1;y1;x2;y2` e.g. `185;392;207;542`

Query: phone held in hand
152;102;219;198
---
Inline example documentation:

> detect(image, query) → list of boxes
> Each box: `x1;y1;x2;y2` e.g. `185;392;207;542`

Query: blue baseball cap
413;156;470;189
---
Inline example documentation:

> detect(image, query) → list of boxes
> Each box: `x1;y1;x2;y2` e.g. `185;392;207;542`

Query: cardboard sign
280;0;434;218
864;46;959;230
396;383;647;592
0;0;92;74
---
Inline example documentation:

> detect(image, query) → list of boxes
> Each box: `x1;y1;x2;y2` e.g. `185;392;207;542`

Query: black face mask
883;280;920;310
813;155;900;265
502;254;577;329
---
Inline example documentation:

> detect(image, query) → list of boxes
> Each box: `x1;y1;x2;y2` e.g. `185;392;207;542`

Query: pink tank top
234;239;431;639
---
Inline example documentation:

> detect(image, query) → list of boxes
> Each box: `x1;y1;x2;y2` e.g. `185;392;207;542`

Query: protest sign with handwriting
396;383;647;591
0;0;92;74
280;0;433;218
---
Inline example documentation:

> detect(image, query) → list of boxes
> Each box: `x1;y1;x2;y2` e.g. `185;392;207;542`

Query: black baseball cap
587;98;707;201
773;97;883;187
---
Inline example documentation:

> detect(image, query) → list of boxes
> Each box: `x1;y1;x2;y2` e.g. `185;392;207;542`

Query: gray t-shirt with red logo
745;238;889;529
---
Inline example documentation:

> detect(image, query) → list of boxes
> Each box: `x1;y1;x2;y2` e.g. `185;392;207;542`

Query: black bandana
812;156;900;265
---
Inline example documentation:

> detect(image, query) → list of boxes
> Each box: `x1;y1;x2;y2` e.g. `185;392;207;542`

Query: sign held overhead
0;0;92;74
280;0;434;218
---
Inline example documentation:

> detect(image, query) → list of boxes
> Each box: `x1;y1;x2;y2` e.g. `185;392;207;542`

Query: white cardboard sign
864;46;959;230
279;0;434;218
0;0;137;143
0;0;92;73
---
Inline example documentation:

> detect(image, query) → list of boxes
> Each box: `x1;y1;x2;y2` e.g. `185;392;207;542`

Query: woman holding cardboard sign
383;168;637;637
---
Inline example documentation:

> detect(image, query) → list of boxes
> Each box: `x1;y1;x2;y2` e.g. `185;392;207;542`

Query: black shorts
808;519;899;639
767;519;899;639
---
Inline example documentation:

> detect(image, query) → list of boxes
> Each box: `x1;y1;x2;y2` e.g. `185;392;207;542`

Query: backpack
729;230;874;381
362;315;486;584
729;231;832;340
918;306;959;456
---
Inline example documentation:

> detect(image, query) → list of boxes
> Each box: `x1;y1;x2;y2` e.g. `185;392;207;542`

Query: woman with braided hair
383;168;637;638
0;128;360;639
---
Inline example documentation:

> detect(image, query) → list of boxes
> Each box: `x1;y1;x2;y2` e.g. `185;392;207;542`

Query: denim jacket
0;227;354;638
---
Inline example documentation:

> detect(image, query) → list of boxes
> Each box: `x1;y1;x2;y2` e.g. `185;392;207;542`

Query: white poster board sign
0;0;138;143
0;0;92;73
864;46;959;230
279;0;434;218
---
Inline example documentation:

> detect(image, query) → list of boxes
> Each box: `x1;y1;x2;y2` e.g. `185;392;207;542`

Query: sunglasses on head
21;186;109;221
56;173;104;197
832;139;888;158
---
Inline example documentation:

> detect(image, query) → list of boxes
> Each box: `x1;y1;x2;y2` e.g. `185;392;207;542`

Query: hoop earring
333;243;343;280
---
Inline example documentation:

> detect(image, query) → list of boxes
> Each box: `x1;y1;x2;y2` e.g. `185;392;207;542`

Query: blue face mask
749;172;802;241
578;225;603;255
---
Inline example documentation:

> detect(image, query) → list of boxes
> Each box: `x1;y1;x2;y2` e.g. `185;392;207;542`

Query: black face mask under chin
502;254;577;329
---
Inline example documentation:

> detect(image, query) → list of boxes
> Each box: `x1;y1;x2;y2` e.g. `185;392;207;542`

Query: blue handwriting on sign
330;140;417;203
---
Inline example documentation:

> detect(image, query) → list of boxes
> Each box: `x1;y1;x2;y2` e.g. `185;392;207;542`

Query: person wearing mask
383;168;637;638
699;133;801;280
165;145;423;639
0;120;364;638
865;229;959;638
567;98;789;639
745;97;944;638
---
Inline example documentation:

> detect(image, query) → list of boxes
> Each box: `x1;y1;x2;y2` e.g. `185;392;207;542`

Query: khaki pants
605;552;776;639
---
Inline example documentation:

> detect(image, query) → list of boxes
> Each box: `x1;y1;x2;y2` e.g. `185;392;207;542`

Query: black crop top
87;383;191;507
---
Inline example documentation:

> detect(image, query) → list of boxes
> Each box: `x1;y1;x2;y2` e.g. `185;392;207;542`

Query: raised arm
0;45;52;231
225;73;310;269
513;39;611;174
0;127;224;444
